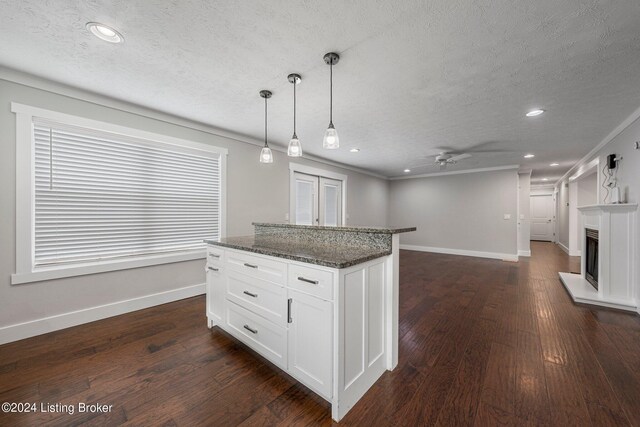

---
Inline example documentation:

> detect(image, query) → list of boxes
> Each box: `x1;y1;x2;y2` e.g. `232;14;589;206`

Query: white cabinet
287;289;333;399
206;246;392;422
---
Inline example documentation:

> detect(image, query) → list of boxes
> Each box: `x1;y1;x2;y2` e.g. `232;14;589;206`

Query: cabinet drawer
288;264;334;300
226;250;286;285
226;270;286;326
207;247;224;266
225;301;287;369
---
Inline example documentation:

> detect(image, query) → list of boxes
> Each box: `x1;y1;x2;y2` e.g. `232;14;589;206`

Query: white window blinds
33;120;220;267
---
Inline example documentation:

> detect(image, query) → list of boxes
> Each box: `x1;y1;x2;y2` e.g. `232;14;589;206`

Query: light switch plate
285;213;289;221
504;214;511;220
520;214;525;219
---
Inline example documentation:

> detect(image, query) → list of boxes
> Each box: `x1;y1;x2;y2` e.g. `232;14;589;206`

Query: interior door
294;172;319;225
319;177;342;226
530;194;554;241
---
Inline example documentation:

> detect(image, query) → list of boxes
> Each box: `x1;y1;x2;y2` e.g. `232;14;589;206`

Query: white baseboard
558;242;570;254
571;250;582;257
400;245;519;262
518;250;531;257
0;283;205;345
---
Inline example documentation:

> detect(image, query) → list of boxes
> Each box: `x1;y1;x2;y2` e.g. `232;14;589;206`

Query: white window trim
11;102;228;285
288;162;347;225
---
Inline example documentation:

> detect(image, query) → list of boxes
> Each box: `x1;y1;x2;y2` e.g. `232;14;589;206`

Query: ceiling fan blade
449;153;471;162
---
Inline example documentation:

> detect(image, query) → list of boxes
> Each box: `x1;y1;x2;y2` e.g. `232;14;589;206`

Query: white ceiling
2;0;640;181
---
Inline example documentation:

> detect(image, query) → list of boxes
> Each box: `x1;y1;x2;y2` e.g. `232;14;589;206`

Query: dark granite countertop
252;223;417;234
204;235;391;269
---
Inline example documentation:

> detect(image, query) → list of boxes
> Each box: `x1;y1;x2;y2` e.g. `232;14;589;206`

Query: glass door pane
294;172;318;225
319;177;342;226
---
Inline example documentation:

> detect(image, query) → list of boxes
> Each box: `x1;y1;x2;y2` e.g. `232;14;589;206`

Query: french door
293;172;342;226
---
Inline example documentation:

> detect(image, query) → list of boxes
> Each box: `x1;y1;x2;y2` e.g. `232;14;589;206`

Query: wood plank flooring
1;241;639;426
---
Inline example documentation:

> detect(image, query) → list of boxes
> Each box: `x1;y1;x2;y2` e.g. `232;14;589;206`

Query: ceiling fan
407;152;472;172
433;152;471;167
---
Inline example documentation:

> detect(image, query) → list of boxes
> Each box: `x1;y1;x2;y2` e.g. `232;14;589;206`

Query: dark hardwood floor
1;241;639;426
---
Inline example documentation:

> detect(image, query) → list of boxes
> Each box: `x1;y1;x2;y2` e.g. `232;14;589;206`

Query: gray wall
0;78;389;331
388;169;518;256
577;173;598;207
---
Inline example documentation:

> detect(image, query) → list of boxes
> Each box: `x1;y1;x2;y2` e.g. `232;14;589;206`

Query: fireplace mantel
577;203;638;213
559;203;637;312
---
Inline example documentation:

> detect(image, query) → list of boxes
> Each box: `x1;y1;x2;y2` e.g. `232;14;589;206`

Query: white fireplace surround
559;204;638;312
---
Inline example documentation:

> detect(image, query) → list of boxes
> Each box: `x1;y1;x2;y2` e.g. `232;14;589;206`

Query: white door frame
289;162;347;225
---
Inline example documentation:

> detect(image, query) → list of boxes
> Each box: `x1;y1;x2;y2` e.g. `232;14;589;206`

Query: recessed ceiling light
86;22;124;43
524;154;535;158
526;109;545;117
404;169;411;173
550;163;559;166
542;178;549;181
350;148;360;153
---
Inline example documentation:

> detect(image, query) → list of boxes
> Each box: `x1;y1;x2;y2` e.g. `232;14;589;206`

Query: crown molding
389;165;520;180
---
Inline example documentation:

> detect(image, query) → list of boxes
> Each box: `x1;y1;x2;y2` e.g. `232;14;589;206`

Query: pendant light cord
329;62;333;125
264;96;268;147
293;80;297;135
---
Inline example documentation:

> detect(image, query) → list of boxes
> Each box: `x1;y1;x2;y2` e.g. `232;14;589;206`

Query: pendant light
259;90;273;163
323;52;340;149
287;73;302;157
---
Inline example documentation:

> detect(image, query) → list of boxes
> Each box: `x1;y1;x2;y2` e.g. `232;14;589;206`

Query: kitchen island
204;222;415;421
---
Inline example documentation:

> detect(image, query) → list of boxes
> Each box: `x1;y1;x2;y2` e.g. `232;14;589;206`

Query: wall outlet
285;213;289;221
504;214;511;220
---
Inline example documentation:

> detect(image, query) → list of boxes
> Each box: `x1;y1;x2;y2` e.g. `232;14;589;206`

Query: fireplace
584;228;599;290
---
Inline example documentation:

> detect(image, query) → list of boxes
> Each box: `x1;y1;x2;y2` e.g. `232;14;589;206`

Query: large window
12;103;226;284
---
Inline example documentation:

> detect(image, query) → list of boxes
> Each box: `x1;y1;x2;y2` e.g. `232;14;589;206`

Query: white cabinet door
206;264;224;324
287;289;333;398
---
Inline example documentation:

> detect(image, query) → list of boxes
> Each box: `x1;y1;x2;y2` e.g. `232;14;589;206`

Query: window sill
11;250;206;285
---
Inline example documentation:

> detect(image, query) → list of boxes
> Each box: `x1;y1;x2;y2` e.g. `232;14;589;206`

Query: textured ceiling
1;0;640;180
